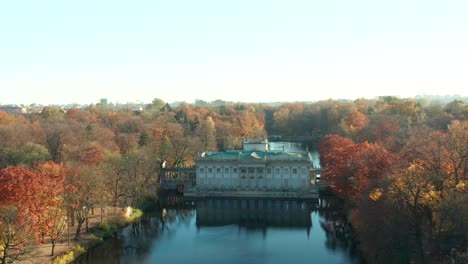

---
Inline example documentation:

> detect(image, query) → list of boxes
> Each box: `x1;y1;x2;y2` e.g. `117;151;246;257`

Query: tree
0;206;34;264
159;135;174;164
42;120;65;162
341;111;368;140
150;98;165;110
387;161;440;264
138;131;151;147
446;120;468;184
198;116;217;152
66;166;99;240
0;142;51;167
444;100;467;119
36;162;68;256
0;162;67;261
319;135;358;195
319;135;394;195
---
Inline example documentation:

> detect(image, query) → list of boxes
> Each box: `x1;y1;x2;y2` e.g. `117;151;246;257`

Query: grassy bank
52;208;143;264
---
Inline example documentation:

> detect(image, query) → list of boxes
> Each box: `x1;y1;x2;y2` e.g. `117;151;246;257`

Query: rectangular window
208;168;213;173
248;168;255;173
233;168;238;173
241;168;246;174
200;168;204;173
267;168;271;174
293;168;297;174
284;168;289;174
216;168;221;173
225;168;229;173
301;168;306;174
257;168;263;173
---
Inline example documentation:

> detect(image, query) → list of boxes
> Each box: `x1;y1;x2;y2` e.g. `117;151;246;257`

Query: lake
74;196;362;264
75;142;361;264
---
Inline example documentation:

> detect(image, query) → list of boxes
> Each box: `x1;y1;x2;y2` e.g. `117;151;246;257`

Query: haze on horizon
1;0;467;105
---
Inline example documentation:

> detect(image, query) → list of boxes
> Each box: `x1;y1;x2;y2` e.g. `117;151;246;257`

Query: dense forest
0;96;467;263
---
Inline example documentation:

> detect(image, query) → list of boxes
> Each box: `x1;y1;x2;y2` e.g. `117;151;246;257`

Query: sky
0;0;467;105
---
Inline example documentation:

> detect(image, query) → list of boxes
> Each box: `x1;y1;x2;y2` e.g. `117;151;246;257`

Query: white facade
195;140;314;194
196;162;311;191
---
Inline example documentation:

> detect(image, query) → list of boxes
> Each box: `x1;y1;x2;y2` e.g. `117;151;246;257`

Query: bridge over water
160;167;196;192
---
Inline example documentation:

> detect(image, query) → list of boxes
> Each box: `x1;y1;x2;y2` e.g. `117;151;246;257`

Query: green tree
150;98;165;110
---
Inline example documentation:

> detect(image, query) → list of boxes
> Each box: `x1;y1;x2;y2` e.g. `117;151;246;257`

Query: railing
160;167;196;190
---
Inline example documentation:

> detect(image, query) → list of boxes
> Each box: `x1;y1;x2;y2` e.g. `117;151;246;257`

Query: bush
52;244;86;264
125;208;143;225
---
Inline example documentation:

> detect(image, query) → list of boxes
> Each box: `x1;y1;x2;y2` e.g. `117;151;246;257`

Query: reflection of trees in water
77;194;363;263
75;195;195;263
316;196;362;263
125;216;164;255
159;193;196;226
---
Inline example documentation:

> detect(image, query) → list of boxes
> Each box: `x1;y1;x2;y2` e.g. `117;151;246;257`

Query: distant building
187;138;317;198
0;106;27;115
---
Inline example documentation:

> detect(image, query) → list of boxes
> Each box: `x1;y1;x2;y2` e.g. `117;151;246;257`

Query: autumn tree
319;135;394;196
446;120;468;184
0;206;34;264
198;116;217;152
340;110;368;140
36;162;68;256
0;162;67;261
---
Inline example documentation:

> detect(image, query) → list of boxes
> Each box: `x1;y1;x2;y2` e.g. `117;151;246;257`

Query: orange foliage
319;135;394;196
77;144;106;165
0;162;67;243
0;111;13;125
344;111;368;132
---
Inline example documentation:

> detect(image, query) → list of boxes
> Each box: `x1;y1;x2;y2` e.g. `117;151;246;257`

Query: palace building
186;138;318;198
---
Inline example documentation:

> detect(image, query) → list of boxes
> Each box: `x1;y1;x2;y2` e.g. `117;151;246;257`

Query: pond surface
269;141;321;168
74;196;363;264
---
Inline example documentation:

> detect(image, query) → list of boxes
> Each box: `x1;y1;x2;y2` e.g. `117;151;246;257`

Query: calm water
75;142;358;264
269;141;321;168
74;196;362;264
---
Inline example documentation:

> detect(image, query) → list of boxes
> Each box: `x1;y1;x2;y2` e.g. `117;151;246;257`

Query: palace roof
196;150;311;162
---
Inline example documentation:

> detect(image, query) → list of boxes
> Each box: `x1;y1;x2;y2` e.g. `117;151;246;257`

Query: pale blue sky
1;0;467;105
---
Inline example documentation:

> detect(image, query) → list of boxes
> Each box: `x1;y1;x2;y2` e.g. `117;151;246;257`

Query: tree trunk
1;241;9;264
414;215;426;264
51;240;56;256
75;218;85;240
71;210;75;227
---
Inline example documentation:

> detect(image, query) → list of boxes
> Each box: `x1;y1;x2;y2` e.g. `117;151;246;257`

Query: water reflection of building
195;198;314;230
188;139;318;198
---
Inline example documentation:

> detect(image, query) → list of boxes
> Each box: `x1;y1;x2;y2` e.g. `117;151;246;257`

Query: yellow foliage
456;180;467;192
52;244;86;264
369;188;383;201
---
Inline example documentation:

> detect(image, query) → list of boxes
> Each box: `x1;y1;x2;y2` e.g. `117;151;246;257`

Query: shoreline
15;207;143;264
53;208;143;264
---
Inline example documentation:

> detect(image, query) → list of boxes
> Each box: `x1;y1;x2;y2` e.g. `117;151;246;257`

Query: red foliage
0;162;67;243
319;135;394;196
344;111;368;132
77;144;106;165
